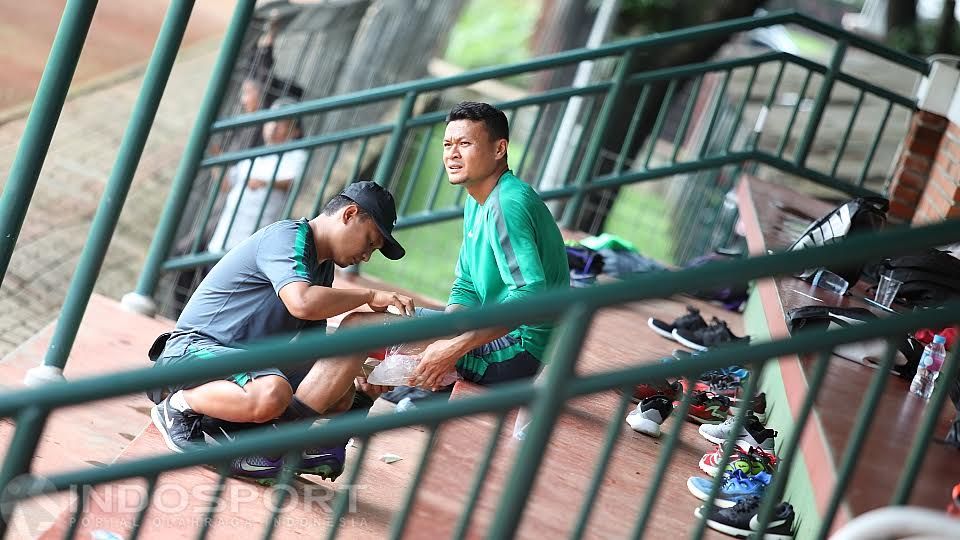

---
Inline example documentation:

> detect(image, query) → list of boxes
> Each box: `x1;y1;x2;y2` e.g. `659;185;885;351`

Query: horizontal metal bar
3;220;960;417
786;12;929;73
210;10;922;133
405;82;612;130
11;303;960;499
754;153;882;197
199;123;393;167
625;51;787;85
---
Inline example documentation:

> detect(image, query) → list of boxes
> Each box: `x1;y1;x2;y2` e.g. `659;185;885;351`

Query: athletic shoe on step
687;392;731;424
625;395;674;437
699;414;777;452
616;379;682;404
151;395;205;453
648;306;707;340
693;495;794;539
686;470;772;508
673;317;749;351
731;392;767;423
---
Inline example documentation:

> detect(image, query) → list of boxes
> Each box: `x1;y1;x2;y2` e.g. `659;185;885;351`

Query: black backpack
789;197;889;286
862;249;960;308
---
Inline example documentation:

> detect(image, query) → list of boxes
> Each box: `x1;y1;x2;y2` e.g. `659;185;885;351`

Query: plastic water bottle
910;335;947;400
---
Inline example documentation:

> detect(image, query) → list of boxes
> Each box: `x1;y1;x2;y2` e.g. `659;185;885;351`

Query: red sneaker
617;379;681;404
687;391;731;424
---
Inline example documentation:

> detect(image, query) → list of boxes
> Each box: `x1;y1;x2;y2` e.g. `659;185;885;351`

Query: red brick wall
913;120;960;224
887;111;948;222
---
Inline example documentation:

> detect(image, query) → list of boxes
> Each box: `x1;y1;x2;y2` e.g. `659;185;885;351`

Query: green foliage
443;0;542;70
601;184;676;264
887;21;960;56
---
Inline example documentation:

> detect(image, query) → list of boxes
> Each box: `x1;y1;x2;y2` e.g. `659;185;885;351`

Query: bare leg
183;376;292;423
294;311;395;413
295;310;445;411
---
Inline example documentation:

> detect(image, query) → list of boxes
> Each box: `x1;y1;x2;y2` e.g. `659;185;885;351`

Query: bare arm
279;282;415;321
444;303;511;352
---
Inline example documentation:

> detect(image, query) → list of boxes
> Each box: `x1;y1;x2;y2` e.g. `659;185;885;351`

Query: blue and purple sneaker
297;444;346;480
230;455;285;484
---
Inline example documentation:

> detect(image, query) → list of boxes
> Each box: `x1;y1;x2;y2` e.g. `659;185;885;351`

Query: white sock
168;390;193;413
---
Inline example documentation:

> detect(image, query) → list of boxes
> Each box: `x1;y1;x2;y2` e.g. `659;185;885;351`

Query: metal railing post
27;0;196;385
561;50;635;229
0;407;49;538
0;0;98;290
487;304;593;538
125;0;256;315
374;91;417;186
794;41;847;168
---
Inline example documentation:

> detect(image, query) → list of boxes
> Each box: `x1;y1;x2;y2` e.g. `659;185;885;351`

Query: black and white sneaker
200;416;271;445
674;317;749;351
151;396;205;453
648;306;708;340
625;395;674;438
694;496;794;539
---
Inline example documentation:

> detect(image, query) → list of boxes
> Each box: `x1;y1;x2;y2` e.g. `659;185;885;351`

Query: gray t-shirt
173;218;333;347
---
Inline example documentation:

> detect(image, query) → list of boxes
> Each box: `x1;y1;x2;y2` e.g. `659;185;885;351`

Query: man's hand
410;339;462;390
247;178;268;190
355;376;390;398
367;290;415;316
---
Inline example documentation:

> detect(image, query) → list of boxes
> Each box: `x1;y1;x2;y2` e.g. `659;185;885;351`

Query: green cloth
447;170;570;373
580;233;638;252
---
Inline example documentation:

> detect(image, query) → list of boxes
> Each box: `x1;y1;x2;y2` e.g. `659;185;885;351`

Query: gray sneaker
699;414;777;453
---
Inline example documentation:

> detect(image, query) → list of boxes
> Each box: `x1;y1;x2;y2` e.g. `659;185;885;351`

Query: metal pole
561;49;634;228
26;0;196;384
374;91;417;186
125;0;257;315
487;304;592;538
794;41;847;168
539;0;622;216
0;0;98;290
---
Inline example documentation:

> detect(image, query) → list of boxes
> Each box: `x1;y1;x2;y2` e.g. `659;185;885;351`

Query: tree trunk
887;0;918;33
935;0;957;54
571;0;768;232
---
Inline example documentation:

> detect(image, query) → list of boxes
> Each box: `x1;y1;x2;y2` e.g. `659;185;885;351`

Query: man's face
443;119;505;186
263;119;297;144
332;205;384;267
240;80;262;113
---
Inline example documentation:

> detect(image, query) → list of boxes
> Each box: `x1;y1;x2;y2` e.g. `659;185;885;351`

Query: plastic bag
367;344;459;387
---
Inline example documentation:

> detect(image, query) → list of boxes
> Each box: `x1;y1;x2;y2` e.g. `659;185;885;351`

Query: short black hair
322;194;367;217
446;101;509;142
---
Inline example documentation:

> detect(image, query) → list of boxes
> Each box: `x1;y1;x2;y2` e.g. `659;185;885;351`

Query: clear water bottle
910;334;947;400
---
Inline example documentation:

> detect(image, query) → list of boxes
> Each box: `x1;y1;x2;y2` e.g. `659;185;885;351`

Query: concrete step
403;297;740;538
0;294;174;538
37;400;433;539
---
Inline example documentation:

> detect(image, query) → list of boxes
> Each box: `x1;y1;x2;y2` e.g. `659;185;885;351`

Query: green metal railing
2;222;960;539
124;9;926;311
0;2;954;538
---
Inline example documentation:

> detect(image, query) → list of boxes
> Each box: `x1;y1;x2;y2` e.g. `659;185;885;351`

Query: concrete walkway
0;41;220;357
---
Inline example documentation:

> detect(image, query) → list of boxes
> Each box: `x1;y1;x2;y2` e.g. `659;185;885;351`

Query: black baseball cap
341;181;405;260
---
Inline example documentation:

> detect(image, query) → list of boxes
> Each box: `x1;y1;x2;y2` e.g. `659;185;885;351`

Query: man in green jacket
347;101;569;392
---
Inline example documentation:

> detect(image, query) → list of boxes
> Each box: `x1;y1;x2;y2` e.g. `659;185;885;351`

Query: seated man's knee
338;311;385;328
328;386;356;414
249;377;293;422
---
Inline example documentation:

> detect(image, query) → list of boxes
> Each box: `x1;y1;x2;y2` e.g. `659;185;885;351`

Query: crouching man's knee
248;377;294;423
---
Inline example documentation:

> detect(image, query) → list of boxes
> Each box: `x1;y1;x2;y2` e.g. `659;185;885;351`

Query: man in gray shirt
150;181;414;482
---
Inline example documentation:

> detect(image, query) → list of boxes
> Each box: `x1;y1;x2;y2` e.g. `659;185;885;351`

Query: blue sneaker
297;444;346;480
686;470;772;508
